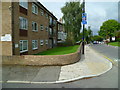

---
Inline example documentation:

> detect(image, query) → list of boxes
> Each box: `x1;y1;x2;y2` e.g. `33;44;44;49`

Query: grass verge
35;45;80;55
108;42;120;47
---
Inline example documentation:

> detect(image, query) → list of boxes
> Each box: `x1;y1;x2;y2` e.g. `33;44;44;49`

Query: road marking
89;46;116;65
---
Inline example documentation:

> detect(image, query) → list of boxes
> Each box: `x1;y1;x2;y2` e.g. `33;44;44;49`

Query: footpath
1;45;112;84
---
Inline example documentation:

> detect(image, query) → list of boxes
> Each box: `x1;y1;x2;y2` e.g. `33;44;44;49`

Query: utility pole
82;0;85;54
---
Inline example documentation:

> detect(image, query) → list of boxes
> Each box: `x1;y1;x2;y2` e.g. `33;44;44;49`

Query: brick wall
2;44;82;66
0;2;13;56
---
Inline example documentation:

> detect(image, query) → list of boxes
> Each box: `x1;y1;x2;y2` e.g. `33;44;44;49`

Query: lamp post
82;0;85;54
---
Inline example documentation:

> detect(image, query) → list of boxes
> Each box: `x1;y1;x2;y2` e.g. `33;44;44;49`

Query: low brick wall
2;44;82;66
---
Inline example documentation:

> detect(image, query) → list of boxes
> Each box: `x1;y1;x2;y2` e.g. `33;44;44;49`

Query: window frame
54;39;56;44
46;13;48;18
40;40;44;46
32;40;38;50
46;26;48;32
19;40;28;53
32;3;38;15
40;25;44;31
32;21;38;32
45;40;48;45
19;17;28;30
41;9;44;16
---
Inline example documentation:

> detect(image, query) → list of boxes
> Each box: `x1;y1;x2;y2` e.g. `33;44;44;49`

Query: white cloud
85;2;118;35
39;1;118;35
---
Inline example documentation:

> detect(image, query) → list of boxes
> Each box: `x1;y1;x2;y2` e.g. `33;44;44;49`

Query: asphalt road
2;44;119;88
90;44;119;62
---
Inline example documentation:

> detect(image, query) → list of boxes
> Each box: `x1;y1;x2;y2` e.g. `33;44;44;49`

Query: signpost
82;0;86;54
82;13;87;24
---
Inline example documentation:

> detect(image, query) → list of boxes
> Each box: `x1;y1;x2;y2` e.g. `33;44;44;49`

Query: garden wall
2;44;82;66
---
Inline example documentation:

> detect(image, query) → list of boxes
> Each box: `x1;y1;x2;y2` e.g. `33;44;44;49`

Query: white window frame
32;22;38;32
32;40;38;50
45;40;48;45
40;40;44;46
46;13;48;18
19;0;28;9
19;40;28;53
54;39;56;44
40;25;44;31
46;27;48;32
53;20;56;25
49;17;52;24
32;3;38;15
19;17;28;30
41;9;44;16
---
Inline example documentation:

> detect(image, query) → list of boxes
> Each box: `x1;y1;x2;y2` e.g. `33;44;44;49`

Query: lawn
35;45;80;55
108;42;120;47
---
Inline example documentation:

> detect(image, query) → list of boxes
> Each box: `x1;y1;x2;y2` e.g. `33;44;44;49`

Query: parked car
93;41;98;44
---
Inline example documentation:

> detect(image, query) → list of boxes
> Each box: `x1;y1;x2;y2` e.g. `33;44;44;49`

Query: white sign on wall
0;34;12;41
15;44;19;48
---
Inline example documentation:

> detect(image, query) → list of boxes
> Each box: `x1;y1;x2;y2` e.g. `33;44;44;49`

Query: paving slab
58;45;112;81
32;66;61;82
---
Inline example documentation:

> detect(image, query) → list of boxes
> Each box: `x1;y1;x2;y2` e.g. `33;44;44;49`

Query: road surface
2;44;119;88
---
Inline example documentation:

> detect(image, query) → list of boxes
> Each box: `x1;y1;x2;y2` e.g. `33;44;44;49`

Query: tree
87;26;93;43
92;35;103;41
99;19;119;41
61;1;82;45
79;27;93;43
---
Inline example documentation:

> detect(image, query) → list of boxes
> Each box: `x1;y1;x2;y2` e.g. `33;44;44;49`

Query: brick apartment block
0;1;58;55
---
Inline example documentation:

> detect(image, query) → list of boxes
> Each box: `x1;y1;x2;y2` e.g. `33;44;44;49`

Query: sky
39;0;119;35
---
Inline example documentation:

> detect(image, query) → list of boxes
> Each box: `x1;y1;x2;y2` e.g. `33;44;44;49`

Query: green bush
116;38;120;42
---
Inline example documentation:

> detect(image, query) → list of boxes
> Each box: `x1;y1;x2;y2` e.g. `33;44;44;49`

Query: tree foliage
61;2;82;45
92;35;103;41
80;27;93;43
98;19;119;41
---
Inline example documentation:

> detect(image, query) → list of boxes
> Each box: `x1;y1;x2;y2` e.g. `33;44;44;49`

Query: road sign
82;13;87;24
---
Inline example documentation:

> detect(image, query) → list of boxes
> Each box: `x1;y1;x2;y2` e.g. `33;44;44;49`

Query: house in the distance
57;18;67;43
0;0;58;56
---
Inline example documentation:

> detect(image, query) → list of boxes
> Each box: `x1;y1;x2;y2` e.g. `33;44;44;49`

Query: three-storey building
1;0;58;55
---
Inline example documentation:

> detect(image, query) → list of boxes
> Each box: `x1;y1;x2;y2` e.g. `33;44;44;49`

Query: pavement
1;45;112;84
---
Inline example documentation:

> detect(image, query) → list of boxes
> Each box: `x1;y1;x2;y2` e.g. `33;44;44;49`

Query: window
19;17;28;30
53;20;56;25
32;40;38;50
49;28;52;35
46;27;48;32
46;13;48;18
32;3;38;14
32;22;38;31
54;39;56;44
40;25;44;30
45;40;48;44
49;17;52;24
41;9;44;16
19;40;28;53
19;0;28;9
40;40;44;46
